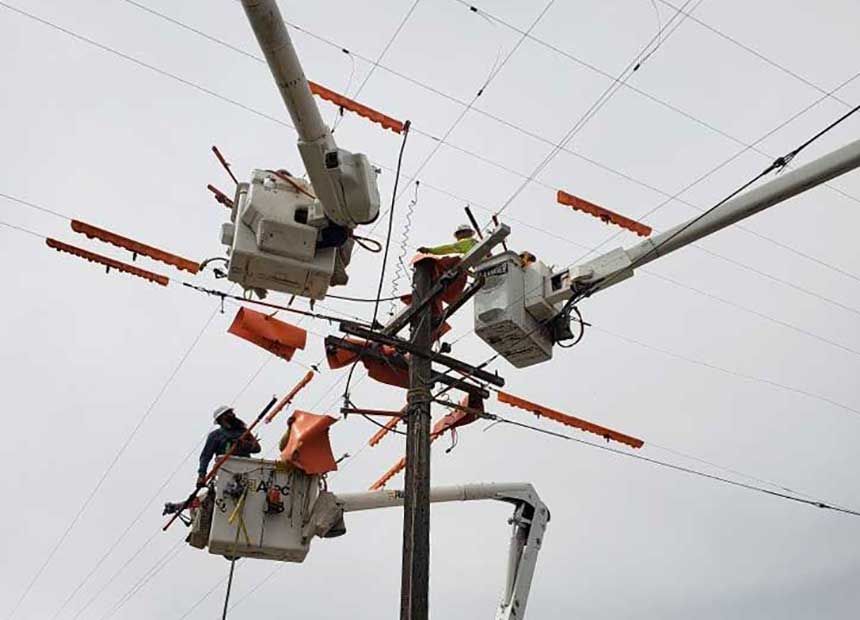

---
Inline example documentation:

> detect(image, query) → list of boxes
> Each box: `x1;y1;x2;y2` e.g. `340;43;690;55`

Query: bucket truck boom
474;138;860;367
186;457;549;620
218;0;381;300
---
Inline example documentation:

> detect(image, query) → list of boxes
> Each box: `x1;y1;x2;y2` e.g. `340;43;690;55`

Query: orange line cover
70;220;200;273
45;238;169;286
228;307;308;361
370;456;405;491
265;370;315;424
497;391;644;449
308;81;405;134
557;190;651;238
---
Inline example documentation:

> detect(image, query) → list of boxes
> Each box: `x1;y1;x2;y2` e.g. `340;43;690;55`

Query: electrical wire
181;282;372;327
327;292;404;303
99;540;185;620
655;0;858;112
0;219;46;239
366;0;558;237
492;0;700;218
388;180;419;317
580;100;860;298
349;0;423;100
372;120;412;328
484;413;860;517
27;0;860;296
59;0;860;293
6;297;224;620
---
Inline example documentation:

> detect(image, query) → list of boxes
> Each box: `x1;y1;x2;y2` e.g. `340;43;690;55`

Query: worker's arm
239;434;262;455
197;431;220;478
418;238;477;255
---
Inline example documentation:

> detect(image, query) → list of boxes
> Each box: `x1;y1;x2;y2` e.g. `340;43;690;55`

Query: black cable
487;414;860;518
181;282;371;326
351;234;383;253
361;413;408;436
326;292;404;303
372;120;411;328
221;559;237;620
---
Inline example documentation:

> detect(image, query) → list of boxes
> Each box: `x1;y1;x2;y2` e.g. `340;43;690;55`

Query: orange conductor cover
557;190;651;238
497;391;644;449
45;238;169;286
70;220;200;273
280;410;338;475
370;456;405;490
228;307;307;361
308;81;404;134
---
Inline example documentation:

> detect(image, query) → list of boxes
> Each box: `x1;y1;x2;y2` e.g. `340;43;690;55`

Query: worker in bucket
418;224;477;256
196;406;261;487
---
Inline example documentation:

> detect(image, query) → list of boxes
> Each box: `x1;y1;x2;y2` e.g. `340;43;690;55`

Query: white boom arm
240;0;380;228
547;137;860;302
327;483;549;620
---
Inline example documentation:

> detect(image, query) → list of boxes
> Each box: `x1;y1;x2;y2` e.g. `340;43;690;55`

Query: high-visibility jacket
421;237;477;256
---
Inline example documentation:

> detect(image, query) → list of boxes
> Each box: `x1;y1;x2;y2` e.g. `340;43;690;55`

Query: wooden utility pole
400;258;434;620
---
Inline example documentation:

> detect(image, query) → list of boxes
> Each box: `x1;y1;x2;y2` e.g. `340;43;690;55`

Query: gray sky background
2;0;860;618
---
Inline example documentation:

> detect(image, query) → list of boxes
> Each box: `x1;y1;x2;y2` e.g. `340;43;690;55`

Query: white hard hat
455;224;474;236
212;405;234;422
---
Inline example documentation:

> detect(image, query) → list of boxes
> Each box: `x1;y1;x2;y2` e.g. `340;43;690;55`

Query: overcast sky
2;1;860;618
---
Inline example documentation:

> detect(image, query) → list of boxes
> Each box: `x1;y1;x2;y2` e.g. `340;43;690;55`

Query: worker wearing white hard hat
417;224;477;256
196;405;261;487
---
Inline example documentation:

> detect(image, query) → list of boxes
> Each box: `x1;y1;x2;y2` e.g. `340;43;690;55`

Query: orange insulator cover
497;391;644;449
228;307;307;361
557;190;652;238
308;81;405;134
70;220;200;273
45;238;169;286
280;410;338;475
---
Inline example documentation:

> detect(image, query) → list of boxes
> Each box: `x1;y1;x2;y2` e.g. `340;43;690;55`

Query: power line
486;413;860;517
372;121;412;327
27;0;860;296
350;0;422;99
492;0;701;217
592;323;860;417
0;218;45;239
656;0;856;110
366;0;559;237
2;156;856;425
20;0;858;304
0;2;293;128
99;541;185;620
6;298;224;619
8;0;860;474
66;442;202;619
